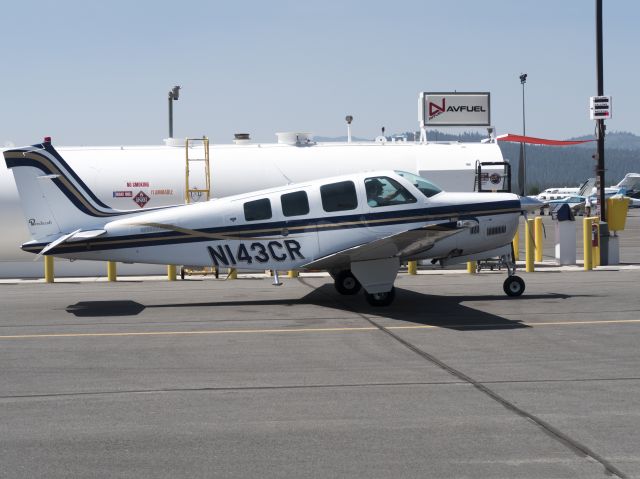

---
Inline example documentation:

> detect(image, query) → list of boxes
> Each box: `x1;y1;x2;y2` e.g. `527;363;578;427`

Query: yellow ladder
185;137;211;203
181;137;218;279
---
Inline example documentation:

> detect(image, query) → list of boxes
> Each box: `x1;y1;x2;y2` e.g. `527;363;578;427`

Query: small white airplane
4;140;538;306
536;174;640;202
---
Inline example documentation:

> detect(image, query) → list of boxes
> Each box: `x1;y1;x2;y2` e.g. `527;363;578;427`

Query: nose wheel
503;275;525;297
500;248;525;297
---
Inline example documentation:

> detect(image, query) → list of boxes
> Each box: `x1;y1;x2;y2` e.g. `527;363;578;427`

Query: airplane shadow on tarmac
64;285;578;331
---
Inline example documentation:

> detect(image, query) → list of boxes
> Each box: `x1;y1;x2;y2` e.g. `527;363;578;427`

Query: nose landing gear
499;250;525;297
503;275;525;296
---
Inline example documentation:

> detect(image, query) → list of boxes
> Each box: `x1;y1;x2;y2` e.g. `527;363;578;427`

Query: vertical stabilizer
3;141;124;242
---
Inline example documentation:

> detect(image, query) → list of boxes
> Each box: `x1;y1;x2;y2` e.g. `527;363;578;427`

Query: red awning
496;134;595;146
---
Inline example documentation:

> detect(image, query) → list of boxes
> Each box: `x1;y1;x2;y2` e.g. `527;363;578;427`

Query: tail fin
4;140;126;241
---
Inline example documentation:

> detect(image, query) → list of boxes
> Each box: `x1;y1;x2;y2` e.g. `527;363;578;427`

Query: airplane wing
302;221;471;271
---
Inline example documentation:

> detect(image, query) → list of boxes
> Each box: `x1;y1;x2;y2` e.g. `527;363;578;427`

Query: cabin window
395;171;442;198
243;198;272;221
365;176;417;207
320;181;358;212
281;191;310;217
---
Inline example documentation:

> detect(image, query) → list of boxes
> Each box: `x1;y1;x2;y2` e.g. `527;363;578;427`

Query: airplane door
363;175;421;237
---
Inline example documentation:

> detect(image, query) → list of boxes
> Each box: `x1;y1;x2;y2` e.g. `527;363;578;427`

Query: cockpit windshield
395;171;442;198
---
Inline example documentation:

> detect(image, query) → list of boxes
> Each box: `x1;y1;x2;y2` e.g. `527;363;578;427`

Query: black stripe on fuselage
23;201;521;255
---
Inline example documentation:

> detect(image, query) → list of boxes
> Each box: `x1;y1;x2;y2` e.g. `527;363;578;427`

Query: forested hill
500;132;640;193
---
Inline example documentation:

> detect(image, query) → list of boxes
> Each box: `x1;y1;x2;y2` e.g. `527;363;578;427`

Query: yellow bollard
107;261;117;282
525;218;535;272
512;229;520;262
44;256;54;283
593;221;600;267
467;261;477;274
407;260;417;275
534;216;543;263
167;265;177;281
227;268;237;280
583;217;593;271
288;270;299;278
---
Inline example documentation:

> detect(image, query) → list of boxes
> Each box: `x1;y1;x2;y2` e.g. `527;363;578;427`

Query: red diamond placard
133;191;150;208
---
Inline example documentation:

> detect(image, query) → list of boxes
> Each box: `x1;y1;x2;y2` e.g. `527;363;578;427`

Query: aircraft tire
334;270;362;295
503;275;525;297
364;287;396;307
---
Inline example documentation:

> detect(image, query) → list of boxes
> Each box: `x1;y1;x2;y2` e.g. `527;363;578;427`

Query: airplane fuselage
23;173;521;271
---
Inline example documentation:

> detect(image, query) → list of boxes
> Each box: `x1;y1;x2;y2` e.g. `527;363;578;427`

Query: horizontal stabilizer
35;229;106;259
67;229;107;241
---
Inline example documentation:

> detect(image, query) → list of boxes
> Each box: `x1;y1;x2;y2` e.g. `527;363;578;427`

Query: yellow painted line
0;326;378;340
0;318;639;341
387;318;640;330
529;319;640;327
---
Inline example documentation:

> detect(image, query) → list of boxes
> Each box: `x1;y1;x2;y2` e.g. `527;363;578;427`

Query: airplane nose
519;195;545;213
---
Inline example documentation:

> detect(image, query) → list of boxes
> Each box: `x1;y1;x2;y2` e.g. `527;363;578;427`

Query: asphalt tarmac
1;213;640;478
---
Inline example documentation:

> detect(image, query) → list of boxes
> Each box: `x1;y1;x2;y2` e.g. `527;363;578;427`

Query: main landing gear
333;269;395;307
364;287;396;307
333;270;362;295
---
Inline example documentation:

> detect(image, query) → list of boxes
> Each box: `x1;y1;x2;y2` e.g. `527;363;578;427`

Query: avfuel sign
420;92;490;126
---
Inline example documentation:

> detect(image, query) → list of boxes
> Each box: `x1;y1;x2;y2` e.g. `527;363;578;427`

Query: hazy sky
1;0;637;146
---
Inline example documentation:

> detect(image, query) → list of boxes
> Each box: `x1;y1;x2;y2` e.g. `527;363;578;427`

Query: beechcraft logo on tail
28;218;52;226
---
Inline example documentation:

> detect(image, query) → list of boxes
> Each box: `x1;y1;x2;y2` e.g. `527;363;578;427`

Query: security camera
171;85;181;100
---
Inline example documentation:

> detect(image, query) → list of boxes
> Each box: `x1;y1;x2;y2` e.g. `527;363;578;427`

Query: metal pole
168;93;173;138
521;78;526;194
595;0;606;221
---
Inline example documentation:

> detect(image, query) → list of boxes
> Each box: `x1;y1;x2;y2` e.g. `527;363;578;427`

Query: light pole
595;0;606;221
345;115;353;143
168;85;181;138
519;73;527;196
